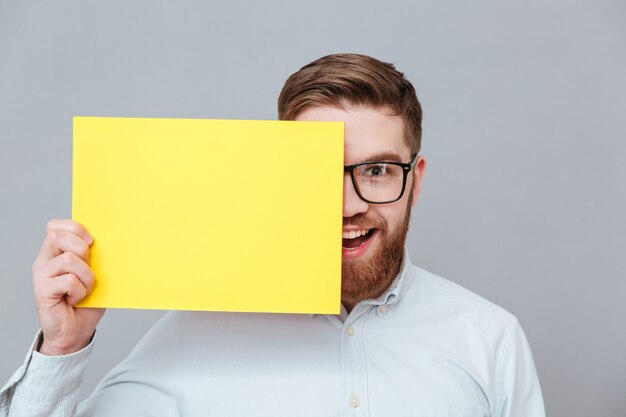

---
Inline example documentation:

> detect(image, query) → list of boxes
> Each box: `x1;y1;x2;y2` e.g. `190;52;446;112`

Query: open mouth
342;228;375;249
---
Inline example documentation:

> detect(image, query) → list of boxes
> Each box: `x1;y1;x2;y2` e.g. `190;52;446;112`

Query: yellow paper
73;116;343;314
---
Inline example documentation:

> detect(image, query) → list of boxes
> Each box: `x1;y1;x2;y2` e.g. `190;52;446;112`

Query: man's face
295;104;426;309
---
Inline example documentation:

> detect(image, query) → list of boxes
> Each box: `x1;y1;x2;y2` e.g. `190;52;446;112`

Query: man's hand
32;219;105;356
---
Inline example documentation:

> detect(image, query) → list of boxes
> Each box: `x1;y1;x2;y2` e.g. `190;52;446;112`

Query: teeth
342;229;370;239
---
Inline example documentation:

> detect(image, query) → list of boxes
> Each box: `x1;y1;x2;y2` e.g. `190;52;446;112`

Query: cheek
375;205;407;232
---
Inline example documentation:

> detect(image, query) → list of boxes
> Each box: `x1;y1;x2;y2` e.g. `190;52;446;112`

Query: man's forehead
343;124;411;164
293;104;411;163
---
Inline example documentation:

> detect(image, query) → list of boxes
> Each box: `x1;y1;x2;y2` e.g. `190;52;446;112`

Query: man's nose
343;174;369;218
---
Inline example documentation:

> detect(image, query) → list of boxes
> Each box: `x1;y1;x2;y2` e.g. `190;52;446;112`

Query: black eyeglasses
344;153;418;204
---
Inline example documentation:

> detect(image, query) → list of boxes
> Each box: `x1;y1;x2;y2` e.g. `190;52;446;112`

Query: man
1;53;545;416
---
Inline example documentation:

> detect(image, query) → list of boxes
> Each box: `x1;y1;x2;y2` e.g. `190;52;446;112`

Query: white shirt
1;253;545;416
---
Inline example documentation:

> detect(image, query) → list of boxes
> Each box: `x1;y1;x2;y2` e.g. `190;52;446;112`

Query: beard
341;193;413;309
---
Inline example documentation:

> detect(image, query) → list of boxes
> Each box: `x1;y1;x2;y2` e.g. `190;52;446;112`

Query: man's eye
364;164;388;176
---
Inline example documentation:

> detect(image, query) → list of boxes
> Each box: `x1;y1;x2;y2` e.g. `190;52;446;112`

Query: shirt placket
341;306;372;417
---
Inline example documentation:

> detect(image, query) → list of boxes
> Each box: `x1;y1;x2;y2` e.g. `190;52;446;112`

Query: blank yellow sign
73;117;344;314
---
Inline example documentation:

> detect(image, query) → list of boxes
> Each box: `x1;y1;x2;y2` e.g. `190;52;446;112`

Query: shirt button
350;395;361;408
346;325;354;336
377;305;387;314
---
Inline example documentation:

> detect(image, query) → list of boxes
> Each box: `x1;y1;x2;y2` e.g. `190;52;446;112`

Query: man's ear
410;156;426;207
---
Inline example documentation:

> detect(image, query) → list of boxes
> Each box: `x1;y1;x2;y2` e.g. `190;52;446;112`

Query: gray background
1;0;624;415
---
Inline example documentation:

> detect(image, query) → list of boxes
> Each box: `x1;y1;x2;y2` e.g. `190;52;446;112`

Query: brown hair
278;53;423;153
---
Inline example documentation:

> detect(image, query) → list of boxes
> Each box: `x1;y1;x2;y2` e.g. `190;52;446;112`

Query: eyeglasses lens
354;163;404;203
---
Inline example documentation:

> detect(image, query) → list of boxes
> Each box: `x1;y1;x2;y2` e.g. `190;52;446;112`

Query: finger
46;219;94;246
37;252;95;294
34;228;91;267
46;273;88;306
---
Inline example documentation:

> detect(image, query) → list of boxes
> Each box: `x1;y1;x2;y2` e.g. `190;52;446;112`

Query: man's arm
1;219;104;416
1;314;181;417
0;331;95;417
496;321;546;417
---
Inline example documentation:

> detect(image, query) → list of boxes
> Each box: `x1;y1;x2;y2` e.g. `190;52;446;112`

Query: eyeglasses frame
343;153;418;204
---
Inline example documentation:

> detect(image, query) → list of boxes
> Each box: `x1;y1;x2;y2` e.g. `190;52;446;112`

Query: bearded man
1;53;545;417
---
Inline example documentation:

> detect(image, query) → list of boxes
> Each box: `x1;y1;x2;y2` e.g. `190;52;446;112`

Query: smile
342;228;376;255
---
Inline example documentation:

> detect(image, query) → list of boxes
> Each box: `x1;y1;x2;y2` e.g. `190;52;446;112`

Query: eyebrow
356;152;404;164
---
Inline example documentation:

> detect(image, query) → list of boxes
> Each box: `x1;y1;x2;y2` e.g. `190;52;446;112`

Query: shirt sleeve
2;313;180;417
0;330;95;417
496;321;546;417
75;311;181;417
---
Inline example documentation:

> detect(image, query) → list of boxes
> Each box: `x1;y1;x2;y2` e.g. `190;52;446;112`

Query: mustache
343;213;388;230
